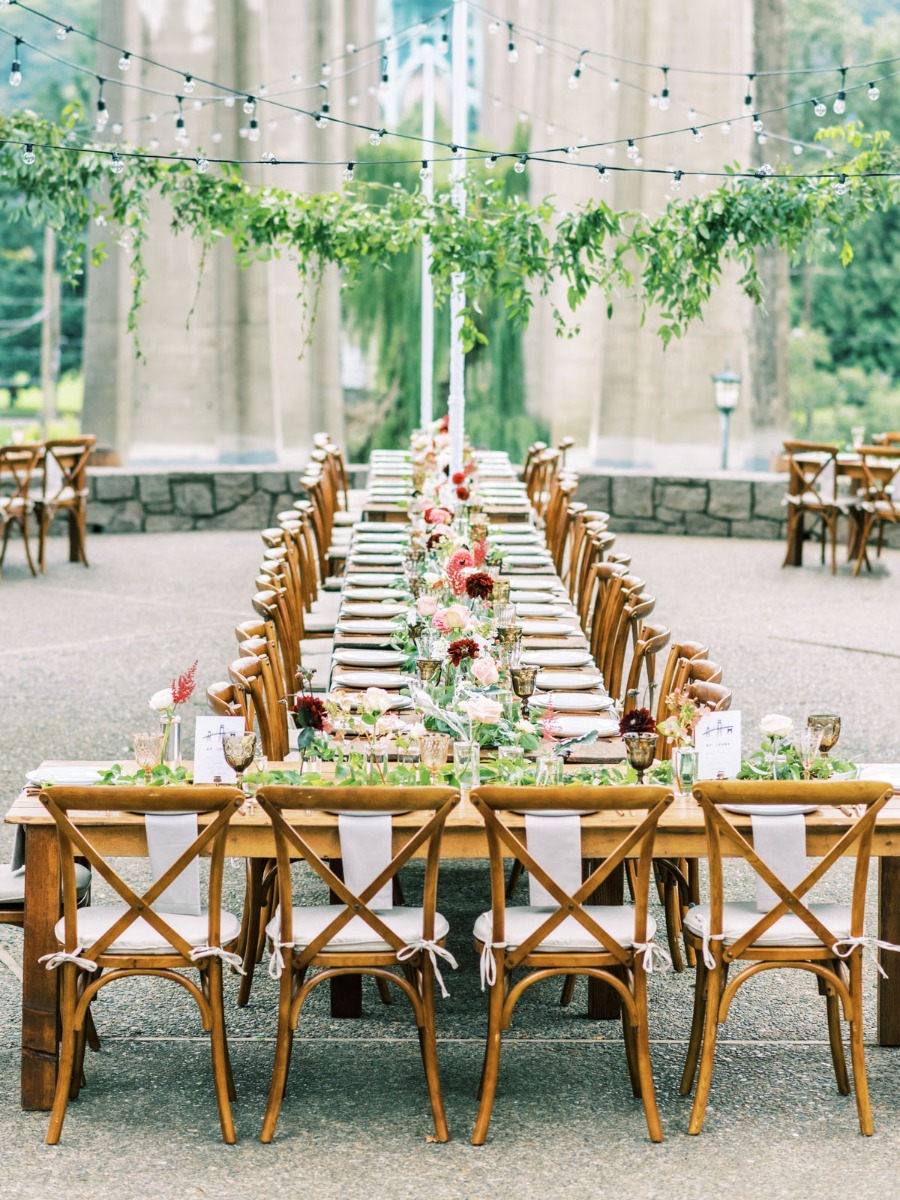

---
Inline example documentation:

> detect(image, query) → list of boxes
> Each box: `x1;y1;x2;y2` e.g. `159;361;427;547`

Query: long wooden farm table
9;776;900;1110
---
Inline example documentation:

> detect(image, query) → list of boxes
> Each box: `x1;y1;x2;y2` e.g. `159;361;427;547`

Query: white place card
193;715;246;783
695;710;742;781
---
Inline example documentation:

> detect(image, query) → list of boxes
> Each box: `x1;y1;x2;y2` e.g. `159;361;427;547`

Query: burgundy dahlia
292;694;327;730
447;637;480;667
619;708;657;736
465;571;494;601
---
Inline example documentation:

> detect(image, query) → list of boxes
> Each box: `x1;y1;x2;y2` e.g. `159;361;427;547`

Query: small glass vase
672;744;698;795
159;713;182;768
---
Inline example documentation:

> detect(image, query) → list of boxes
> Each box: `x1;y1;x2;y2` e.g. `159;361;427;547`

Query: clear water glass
453;740;481;790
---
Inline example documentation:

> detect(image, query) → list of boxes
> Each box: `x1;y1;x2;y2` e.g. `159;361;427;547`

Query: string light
534;41;544;55
55;25;71;40
692;126;703;142
368;127;385;146
833;68;847;114
95;79;109;130
626;139;638;160
514;154;527;173
648;93;658;109
380;52;389;91
488;20;501;34
440;15;449;51
243;95;256;115
743;75;754;115
720;121;732;135
813;98;827;117
596;163;610;183
670;168;683;191
196;155;209;173
868;81;880;101
9;38;22;87
248;116;260;141
506;23;518;64
315;102;330;128
793;143;803;156
659;67;670;111
109;150;125;174
22;142;35;165
609;76;619;90
118;52;130;71
569;50;586;90
752;113;765;132
174;97;188;144
485;154;498;168
182;73;195;94
834;172;849;194
419;159;431;181
320;61;332;78
342;161;355;182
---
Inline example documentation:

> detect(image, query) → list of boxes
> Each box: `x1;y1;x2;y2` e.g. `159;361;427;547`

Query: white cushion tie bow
38;948;99;973
189;945;246;975
396;939;458;999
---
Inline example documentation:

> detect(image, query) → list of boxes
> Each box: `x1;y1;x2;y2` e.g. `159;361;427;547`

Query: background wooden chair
39;784;244;1143
256;785;459;1144
470;784;673;1146
35;435;95;572
681;779;893;1135
0;443;41;578
781;440;847;574
847;445;900;575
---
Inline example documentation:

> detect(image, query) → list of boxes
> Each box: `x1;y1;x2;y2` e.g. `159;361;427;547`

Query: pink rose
435;605;467;631
471;655;500;686
464;696;504;725
416;595;437;616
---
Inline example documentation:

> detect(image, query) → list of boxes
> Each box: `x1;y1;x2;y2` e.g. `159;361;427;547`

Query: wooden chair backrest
782;440;840;504
604;593;656;702
228;653;289;759
256;786;459;969
672;656;723;692
655;641;710;758
688;680;732;711
471;786;672;972
623;622;671;714
692;779;893;962
40;436;96;503
236;615;289;700
856;445;900;515
0;444;41;508
206;681;250;724
252;588;300;690
41;785;244;966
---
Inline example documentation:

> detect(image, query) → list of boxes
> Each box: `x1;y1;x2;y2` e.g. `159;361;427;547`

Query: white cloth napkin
338;813;393;910
525;813;582;907
144;813;201;916
751;813;807;913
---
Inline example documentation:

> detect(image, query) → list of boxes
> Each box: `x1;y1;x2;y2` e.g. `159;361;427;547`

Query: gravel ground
0;529;898;1199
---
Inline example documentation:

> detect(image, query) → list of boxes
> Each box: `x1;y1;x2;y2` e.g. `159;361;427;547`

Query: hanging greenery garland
2;108;896;355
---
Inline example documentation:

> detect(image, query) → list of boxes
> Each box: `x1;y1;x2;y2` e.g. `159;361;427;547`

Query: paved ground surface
1;529;899;1199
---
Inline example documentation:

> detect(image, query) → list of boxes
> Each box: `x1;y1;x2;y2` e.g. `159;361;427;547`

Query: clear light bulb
793;143;803;156
96;101;109;130
56;25;70;40
118;53;130;71
175;117;189;144
507;43;518;63
485;155;497;169
321;62;332;77
834;174;848;195
626;139;638;160
535;41;544;54
348;94;358;107
597;165;610;183
868;82;880;101
514;155;527;174
224;95;235;108
111;122;123;134
648;93;658;108
9;61;21;87
687;107;697;121
659;88;670;111
833;92;846;114
568;69;581;90
419;161;431;181
148;111;158;123
609;76;619;90
720;121;732;135
211;131;222;143
315;112;327;129
247;118;259;141
243;96;255;115
343;163;355;182
183;74;195;94
743;93;753;113
752;115;764;132
148;136;160;150
670;170;683;192
757;132;768;144
488;20;500;34
196;156;209;173
110;152;125;175
368;128;384;146
692;127;703;142
813;99;826;117
565;145;579;160
22;143;35;165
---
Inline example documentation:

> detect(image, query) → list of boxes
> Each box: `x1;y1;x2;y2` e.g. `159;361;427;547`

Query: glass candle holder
420;733;451;784
453;740;481;790
133;731;165;783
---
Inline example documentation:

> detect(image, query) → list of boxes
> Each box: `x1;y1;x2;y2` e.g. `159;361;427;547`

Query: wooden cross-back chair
250;589;300;695
313;433;352;516
520;440;548;485
848;445;900;576
681;779;894;1136
206;680;250;724
39;784;245;1144
228;654;290;761
654;641;710;760
672;657;724;694
577;552;623;637
687;680;732;712
872;431;900;446
565;509;610;598
781;440;846;573
35;434;95;572
277;515;321;614
526;449;560;519
622;622;671;715
255;785;460;1144
572;525;615;618
470;785;673;1146
0;443;41;578
542;473;579;568
236;611;290;702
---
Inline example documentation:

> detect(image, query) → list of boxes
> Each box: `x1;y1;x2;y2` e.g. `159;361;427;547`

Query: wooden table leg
327;858;362;1019
878;857;900;1046
587;860;624;1021
21;824;60;1110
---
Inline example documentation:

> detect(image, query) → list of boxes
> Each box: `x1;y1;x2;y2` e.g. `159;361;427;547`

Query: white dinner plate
349;543;408;556
505;577;558;590
336;620;404;635
353;523;410;534
530;692;613;713
521;620;580;637
341;602;409;617
504;558;555;572
345;573;403;587
522;649;594;668
328;694;413;713
514;602;567;616
346;555;405;567
536;671;605;690
723;804;819;817
343;587;407;600
330;670;410;689
333;649;407;668
858;764;900;786
25;767;102;786
546;716;620;739
354;532;409;543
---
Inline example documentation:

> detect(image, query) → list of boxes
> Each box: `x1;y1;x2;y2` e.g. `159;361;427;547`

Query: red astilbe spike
171;659;198;706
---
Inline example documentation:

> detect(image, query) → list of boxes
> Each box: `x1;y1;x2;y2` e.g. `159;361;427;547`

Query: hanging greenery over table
3;108;897;358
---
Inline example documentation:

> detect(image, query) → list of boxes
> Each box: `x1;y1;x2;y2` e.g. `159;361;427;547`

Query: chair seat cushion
683;901;852;948
54;906;241;955
473;905;655;953
333;512;359;526
0;863;90;905
304;614;336;634
267;905;449;953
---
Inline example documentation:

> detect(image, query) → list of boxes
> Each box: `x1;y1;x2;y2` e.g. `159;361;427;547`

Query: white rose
464;696;504;725
359;687;395;716
149;687;174;712
408;722;427;740
515;718;535;734
760;713;794;739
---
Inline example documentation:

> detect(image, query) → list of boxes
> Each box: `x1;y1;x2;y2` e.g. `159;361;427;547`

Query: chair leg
261;971;295;1142
687;963;723;1134
418;961;450;1142
680;956;708;1096
633;976;664;1143
206;963;237;1143
559;974;577;1007
85;1004;101;1051
663;881;685;973
236;858;264;1008
848;959;874;1135
824;974;851;1095
472;974;506;1145
46;968;79;1144
621;1002;642;1098
505;860;524;901
375;976;394;1005
38;510;48;573
19;514;38;577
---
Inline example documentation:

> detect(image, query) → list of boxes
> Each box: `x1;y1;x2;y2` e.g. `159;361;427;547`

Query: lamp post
712;366;741;470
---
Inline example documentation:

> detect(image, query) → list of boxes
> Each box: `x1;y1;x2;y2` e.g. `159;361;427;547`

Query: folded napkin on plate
751;813;806;913
338;813;393;909
145;812;201;916
525;813;582;908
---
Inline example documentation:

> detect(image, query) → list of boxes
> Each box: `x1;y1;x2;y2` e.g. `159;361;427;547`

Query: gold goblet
623;732;657;785
408;576;425;600
416;657;443;687
420;733;451;785
493;579;511;604
222;731;258;789
133;731;164;784
509;664;538;718
808;713;841;757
